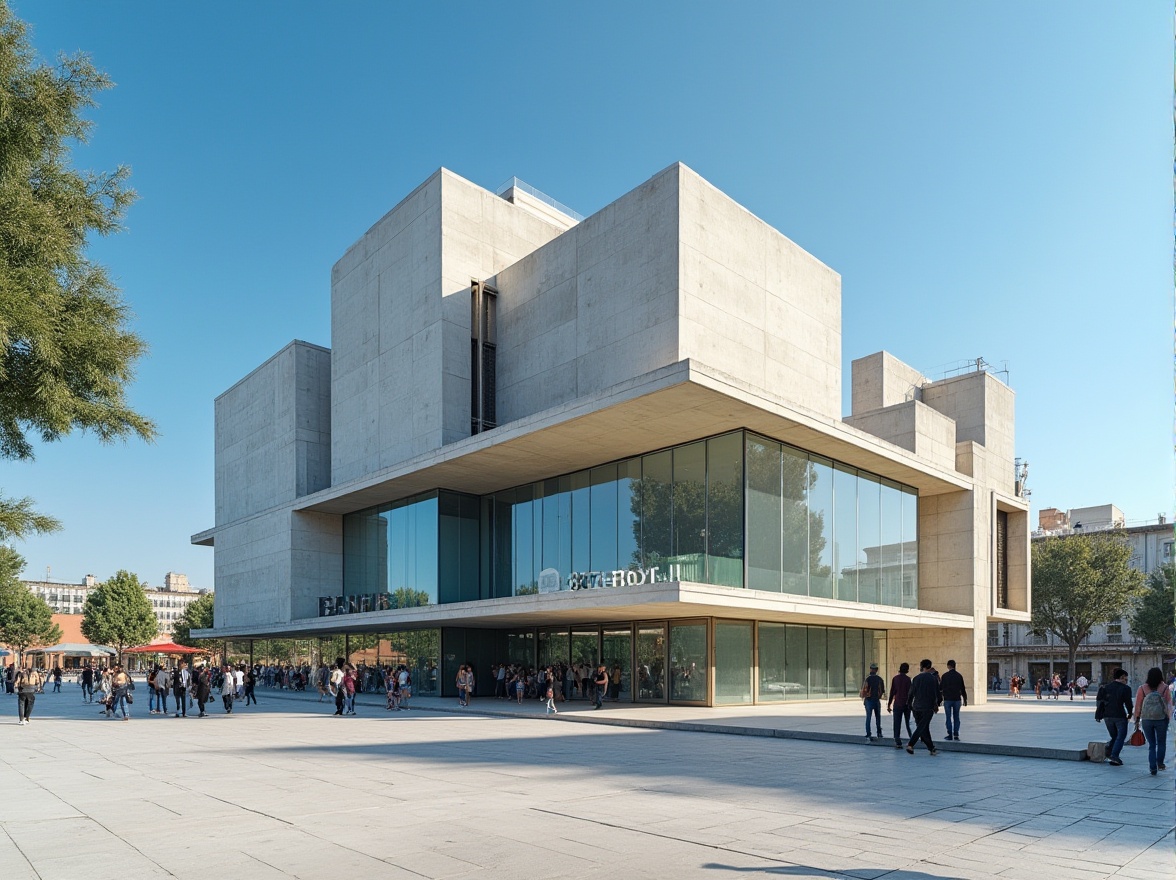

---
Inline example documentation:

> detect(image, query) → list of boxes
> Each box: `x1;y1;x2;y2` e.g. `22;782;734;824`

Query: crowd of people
1001;672;1092;700
484;662;620;711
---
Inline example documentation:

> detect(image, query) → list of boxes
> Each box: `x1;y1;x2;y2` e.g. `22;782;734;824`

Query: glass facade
341;430;918;612
756;623;887;703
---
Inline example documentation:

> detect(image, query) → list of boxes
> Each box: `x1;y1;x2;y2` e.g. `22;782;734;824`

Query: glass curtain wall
669;622;707;702
635;624;667;701
714;621;753;704
755;623;883;702
342;492;440;605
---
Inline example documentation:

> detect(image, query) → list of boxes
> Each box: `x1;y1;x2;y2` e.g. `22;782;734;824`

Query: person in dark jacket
194;662;212;717
1099;668;1135;766
940;659;968;741
862;663;886;741
906;659;941;756
887;662;914;748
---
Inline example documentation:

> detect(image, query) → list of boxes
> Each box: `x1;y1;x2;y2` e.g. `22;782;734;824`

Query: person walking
1132;667;1172;776
906;659;941;756
81;664;94;703
242;665;257;706
887;662;914;748
15;667;42;724
397;665;411;710
154;666;171;715
195;661;212;717
330;659;346;716
173;663;189;717
593;664;608;710
343;664;357;715
50;665;62;693
111;665;132;721
1096;668;1134;766
862;662;885;741
940;659;968;741
545;677;558;714
220;665;235;714
1076;673;1089;699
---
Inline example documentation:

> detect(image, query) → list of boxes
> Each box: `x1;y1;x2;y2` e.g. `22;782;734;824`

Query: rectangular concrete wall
850;351;928;414
922;372;1015;494
213;510;293;629
887;625;988;706
678;167;841;421
215;341;331;526
492;165;682;423
844;400;957;471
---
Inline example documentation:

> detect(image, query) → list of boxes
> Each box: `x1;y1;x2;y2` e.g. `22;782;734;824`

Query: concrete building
22;571;207;636
192;164;1030;706
987;509;1173;687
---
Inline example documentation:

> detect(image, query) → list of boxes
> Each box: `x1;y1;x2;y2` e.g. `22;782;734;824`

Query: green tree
1032;533;1146;684
1129;563;1176;651
81;569;157;662
0;5;155;539
172;591;213;647
0;544;61;661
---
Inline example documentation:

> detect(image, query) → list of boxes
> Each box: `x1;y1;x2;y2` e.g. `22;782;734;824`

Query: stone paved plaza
0;689;1171;880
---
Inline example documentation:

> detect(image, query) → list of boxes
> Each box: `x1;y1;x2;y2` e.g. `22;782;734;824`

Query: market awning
26;643;116;657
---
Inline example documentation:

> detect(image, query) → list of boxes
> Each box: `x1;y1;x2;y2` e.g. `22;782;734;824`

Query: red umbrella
122;642;209;654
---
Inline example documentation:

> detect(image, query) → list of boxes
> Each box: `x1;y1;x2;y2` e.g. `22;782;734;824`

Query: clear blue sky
6;2;1172;587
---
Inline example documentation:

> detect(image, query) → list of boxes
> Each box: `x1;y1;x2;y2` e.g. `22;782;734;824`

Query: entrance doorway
602;628;632;703
635;624;666;702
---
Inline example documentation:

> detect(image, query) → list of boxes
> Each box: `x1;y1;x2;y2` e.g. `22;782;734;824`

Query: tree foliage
1032;533;1146;681
1129;563;1176;650
81;569;157;661
0;544;60;657
0;5;155;538
172;591;214;648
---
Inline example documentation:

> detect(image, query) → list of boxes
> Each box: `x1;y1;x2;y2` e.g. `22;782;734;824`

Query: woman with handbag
1132;667;1172;775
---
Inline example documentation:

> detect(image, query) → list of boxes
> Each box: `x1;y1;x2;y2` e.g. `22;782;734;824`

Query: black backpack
1093;683;1107;722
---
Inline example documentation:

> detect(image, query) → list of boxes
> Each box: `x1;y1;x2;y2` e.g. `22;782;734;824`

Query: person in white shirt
233;666;244;699
397;666;411;710
1076;674;1089;699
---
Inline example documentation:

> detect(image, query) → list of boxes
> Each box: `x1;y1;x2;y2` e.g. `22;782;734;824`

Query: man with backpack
1095;668;1134;766
1132;667;1172;775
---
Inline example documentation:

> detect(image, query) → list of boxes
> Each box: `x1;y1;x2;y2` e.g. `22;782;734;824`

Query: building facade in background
193;164;1031;705
987;508;1173;687
21;571;208;635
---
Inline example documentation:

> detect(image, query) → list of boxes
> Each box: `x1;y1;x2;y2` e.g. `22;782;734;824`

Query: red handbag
1129;728;1146;747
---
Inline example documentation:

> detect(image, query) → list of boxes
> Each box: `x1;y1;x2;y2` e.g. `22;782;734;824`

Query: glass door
635;623;667;702
570;627;600;701
602;627;632;703
669;620;708;703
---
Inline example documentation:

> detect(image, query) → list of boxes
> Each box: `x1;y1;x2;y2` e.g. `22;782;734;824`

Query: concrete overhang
191;527;215;547
192;581;974;640
289;359;974;519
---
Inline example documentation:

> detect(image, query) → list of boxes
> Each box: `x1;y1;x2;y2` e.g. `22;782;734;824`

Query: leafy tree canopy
0;545;61;656
172;591;213;648
0;4;155;540
80;569;157;661
1032;533;1146;680
1129;562;1176;650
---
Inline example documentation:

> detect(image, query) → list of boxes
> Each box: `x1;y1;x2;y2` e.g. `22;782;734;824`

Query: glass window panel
602;627;632;702
533;483;543;592
672;442;707;582
856;474;880;604
538;628;568;669
388;503;408;598
669;622;707;702
714;621;753;704
542;479;561;575
570;470;591;574
556;476;572;580
782;445;810;595
514;486;534;595
590;464;619;574
757;622;787;701
413;495;438;605
808;458;834;598
343;508;388;595
827;626;845;697
844;628;864;698
746;435;782;591
635;624;667;701
833;465;858;602
492;491;513;599
808;626;828;698
706;433;744;587
880;481;903;607
506;630;534;666
617;459;642;573
901;488;919;609
570;628;599;692
784;624;808;700
640;451;672;568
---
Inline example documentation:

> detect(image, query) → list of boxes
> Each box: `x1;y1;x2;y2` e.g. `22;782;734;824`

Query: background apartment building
21;570;208;635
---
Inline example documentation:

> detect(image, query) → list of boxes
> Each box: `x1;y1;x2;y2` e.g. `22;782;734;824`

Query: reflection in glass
590;464;618;574
640;451;672;568
570;628;599;670
808;458;834;598
672;443;706;581
571;470;590;573
901;488;918;608
706;433;744;587
781;445;810;594
746;436;782;591
833;465;858;603
857;475;881;604
513;485;534;595
506;630;534;666
808;626;827;698
602;628;632;702
538;628;568;670
618;459;641;572
879;481;904;606
844;627;864;699
827;626;845;697
714;621;752;704
635;625;666;701
784;624;808;700
669;622;707;702
758;622;787;701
